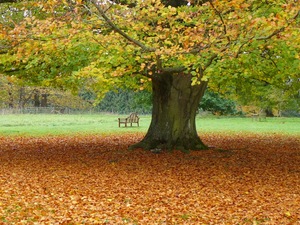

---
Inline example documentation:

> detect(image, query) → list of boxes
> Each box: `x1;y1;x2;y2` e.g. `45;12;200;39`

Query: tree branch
203;54;218;70
90;0;155;52
256;10;299;40
208;0;230;43
235;10;299;57
234;40;251;58
0;0;17;3
256;27;285;41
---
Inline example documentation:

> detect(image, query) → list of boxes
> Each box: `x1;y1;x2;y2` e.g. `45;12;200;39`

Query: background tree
97;89;152;114
199;90;238;115
0;76;34;108
0;75;91;110
0;0;299;150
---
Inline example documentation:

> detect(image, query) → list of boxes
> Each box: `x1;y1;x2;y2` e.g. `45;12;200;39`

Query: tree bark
130;72;208;151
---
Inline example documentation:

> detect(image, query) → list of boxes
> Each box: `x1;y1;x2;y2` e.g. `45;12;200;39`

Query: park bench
118;112;140;127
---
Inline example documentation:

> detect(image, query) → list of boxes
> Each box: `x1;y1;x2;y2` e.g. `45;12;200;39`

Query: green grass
0;114;150;136
197;116;300;135
0;114;299;136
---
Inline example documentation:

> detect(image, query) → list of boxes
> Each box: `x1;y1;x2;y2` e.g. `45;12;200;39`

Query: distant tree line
96;88;299;117
1;74;298;116
0;76;91;110
95;89;239;115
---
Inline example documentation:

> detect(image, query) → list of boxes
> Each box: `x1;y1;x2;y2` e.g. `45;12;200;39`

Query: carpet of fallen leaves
0;133;299;225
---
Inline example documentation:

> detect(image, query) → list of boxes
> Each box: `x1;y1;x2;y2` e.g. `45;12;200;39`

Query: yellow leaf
285;211;291;217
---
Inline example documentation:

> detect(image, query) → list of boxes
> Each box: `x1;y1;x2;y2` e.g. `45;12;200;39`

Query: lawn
0;114;299;136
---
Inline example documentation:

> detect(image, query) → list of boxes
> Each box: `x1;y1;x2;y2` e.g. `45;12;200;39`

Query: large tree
0;0;299;150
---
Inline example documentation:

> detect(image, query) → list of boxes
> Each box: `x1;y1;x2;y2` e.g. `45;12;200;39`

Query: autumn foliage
0;133;299;224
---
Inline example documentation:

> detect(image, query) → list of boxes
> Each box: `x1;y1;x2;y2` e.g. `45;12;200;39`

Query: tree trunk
7;82;14;108
41;93;48;107
34;89;40;107
18;87;26;108
130;72;208;151
265;108;274;117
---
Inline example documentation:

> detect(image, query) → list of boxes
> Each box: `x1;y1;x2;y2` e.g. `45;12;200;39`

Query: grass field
0;114;299;136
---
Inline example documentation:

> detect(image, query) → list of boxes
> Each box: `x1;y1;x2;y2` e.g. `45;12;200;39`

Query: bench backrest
127;113;139;122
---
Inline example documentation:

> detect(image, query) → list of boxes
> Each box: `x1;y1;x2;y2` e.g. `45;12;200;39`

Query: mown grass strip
0;114;299;136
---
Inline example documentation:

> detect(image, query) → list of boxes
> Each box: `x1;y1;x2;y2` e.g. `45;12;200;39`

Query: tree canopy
1;0;299;97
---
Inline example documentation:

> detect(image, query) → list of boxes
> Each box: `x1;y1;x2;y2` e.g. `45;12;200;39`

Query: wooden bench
118;112;140;127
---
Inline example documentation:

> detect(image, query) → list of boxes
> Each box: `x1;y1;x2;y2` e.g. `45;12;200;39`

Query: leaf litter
0;133;299;224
